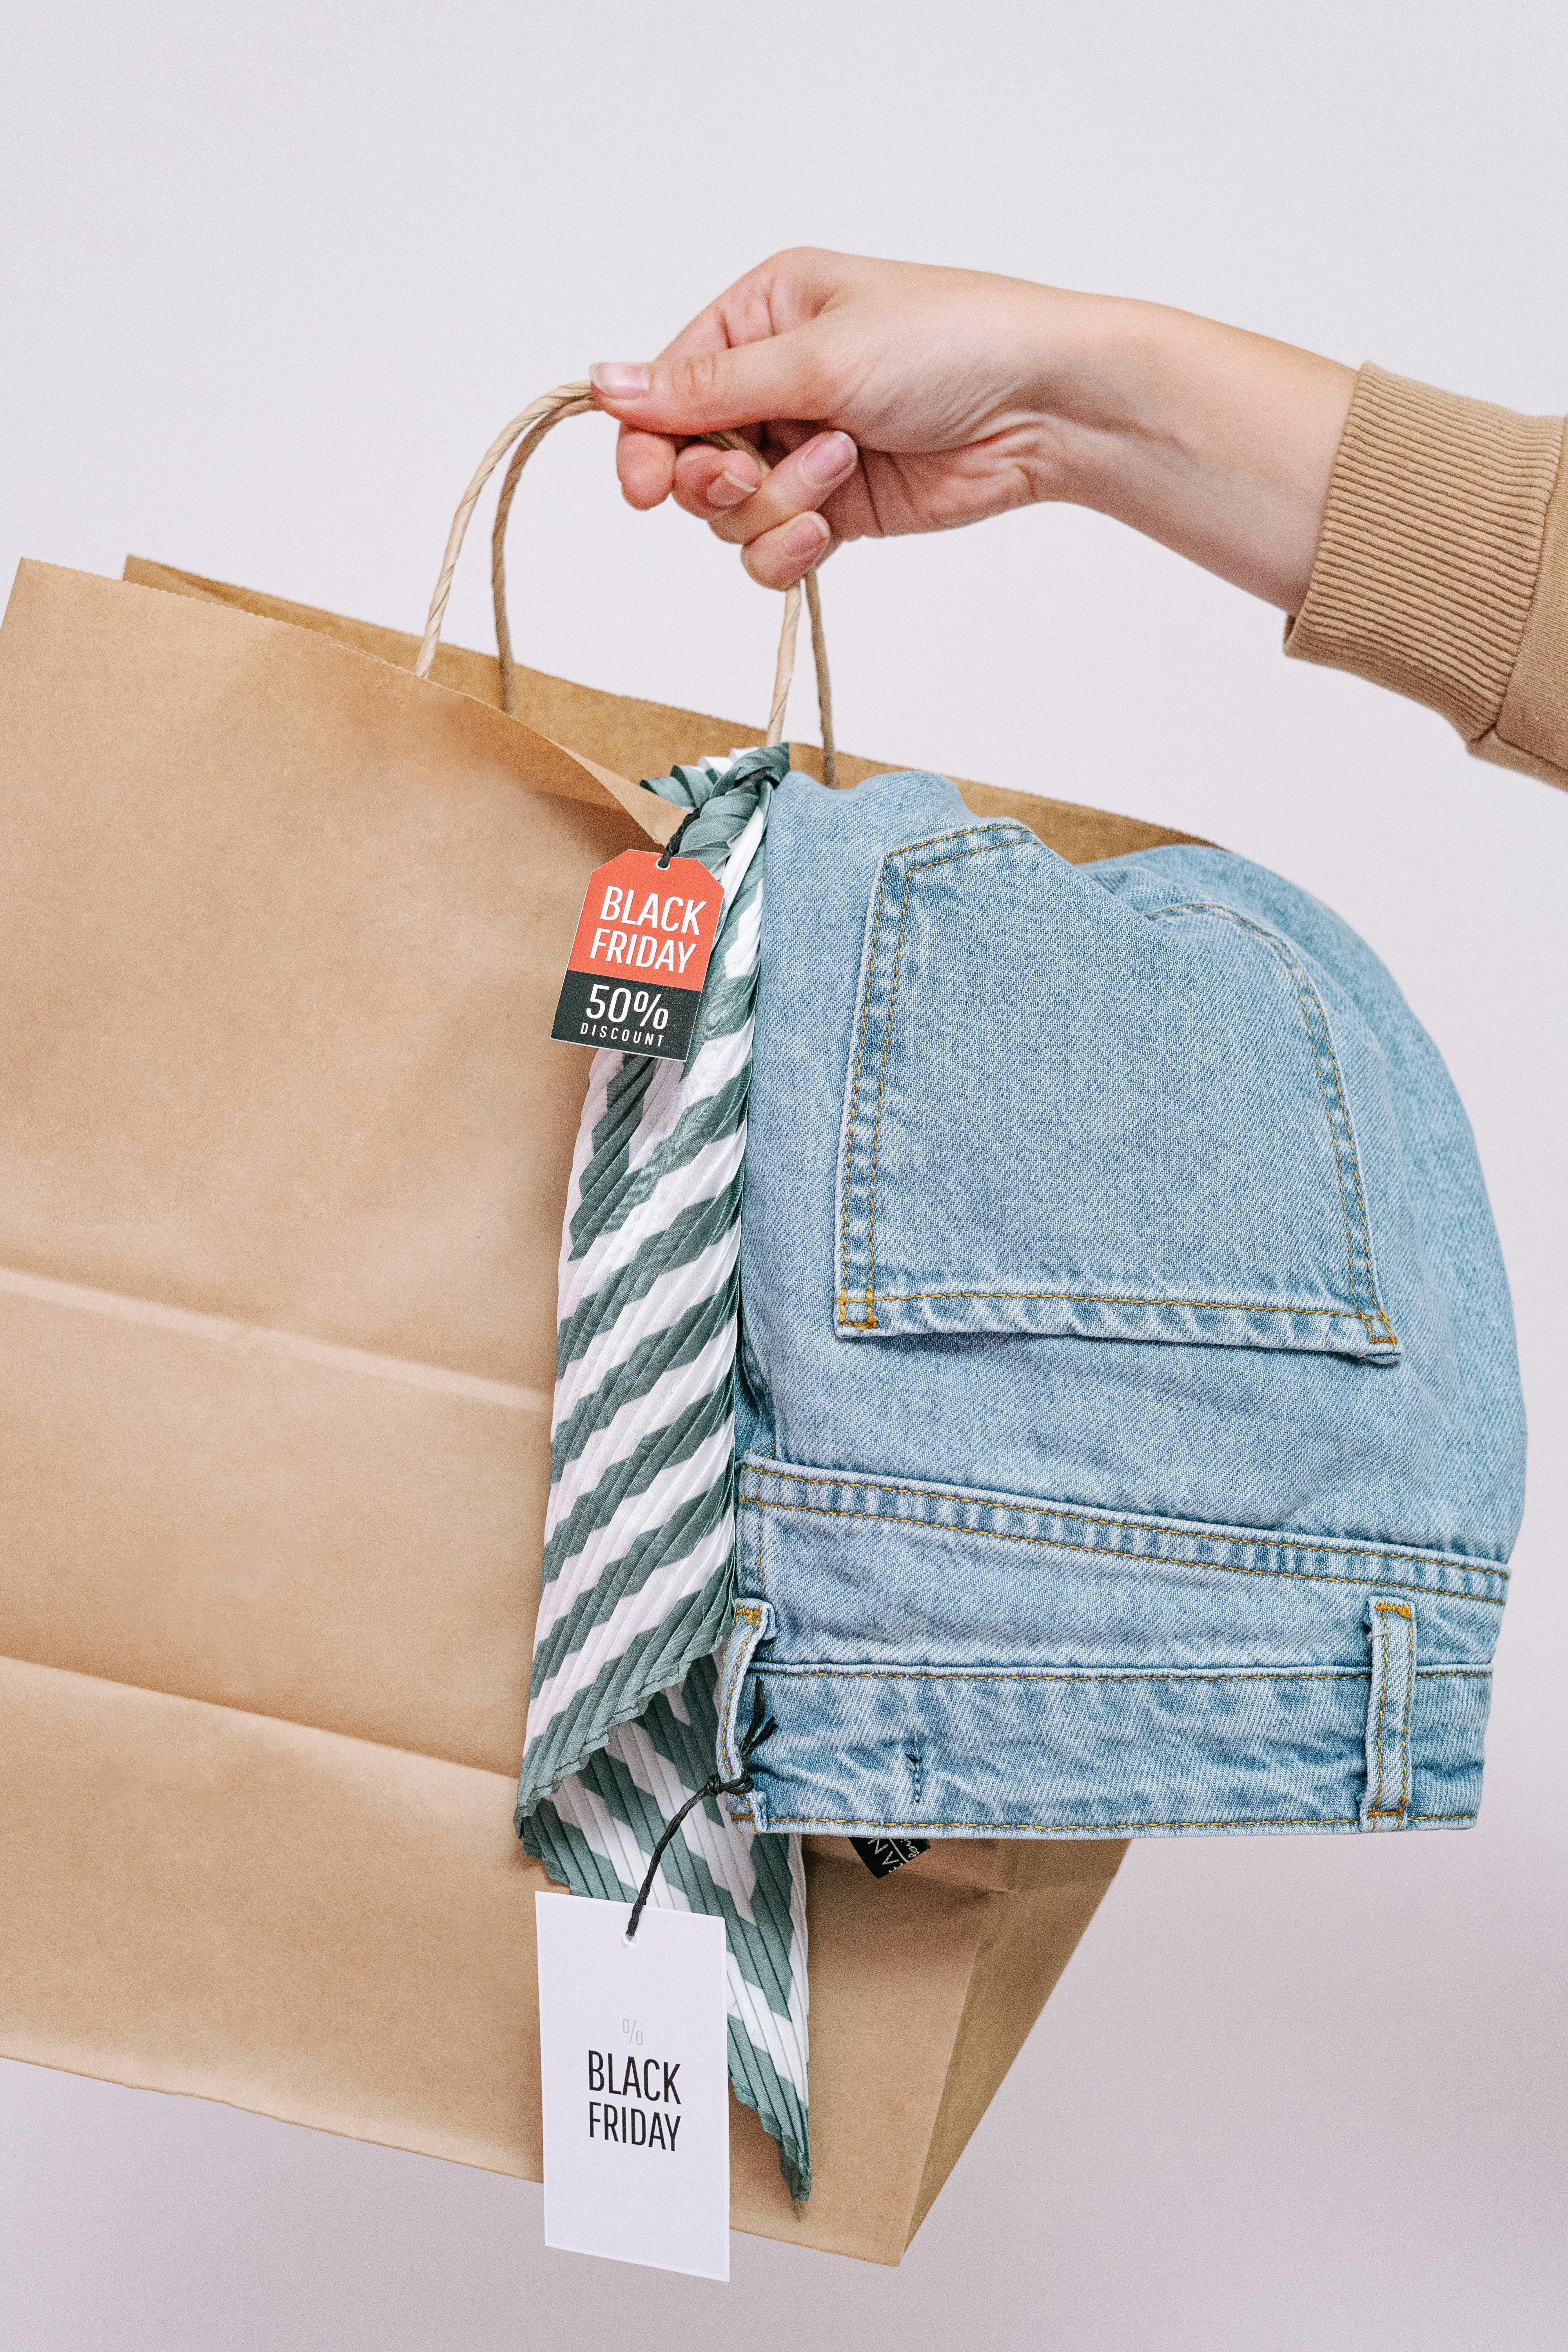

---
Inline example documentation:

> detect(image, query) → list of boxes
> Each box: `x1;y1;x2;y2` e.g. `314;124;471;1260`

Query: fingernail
709;470;756;510
590;362;651;399
784;514;830;558
799;430;856;487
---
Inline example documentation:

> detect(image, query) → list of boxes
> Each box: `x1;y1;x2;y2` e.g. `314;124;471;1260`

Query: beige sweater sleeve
1285;362;1568;791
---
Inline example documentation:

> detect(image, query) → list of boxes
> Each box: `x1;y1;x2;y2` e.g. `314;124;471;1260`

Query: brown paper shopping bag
0;385;1198;2262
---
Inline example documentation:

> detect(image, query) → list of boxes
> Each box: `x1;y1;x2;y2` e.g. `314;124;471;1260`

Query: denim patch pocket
834;823;1403;1360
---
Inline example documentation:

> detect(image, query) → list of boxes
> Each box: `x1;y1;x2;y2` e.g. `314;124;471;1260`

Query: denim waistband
740;1458;1509;1612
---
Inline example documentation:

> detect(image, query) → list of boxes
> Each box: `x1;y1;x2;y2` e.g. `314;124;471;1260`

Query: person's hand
591;250;1076;590
589;248;1356;612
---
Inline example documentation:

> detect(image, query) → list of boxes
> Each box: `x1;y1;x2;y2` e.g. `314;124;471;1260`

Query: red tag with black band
552;850;724;1063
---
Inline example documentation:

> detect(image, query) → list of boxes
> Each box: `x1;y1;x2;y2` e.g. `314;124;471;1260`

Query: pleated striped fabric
516;744;811;2199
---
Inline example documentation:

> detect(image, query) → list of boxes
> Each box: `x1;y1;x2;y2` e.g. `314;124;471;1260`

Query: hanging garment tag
551;850;724;1063
535;1892;731;2280
850;1835;931;1878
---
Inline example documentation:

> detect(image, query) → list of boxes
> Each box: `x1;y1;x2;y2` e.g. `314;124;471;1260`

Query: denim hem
736;1659;1488;1841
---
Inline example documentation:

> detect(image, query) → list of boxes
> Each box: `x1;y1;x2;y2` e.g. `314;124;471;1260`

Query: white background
2;4;1564;2345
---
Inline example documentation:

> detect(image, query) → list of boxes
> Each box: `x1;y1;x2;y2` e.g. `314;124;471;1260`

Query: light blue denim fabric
717;773;1524;1838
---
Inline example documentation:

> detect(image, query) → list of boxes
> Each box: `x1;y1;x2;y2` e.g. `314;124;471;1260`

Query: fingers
603;254;848;517
669;442;763;517
663;428;858;586
670;443;768;517
671;431;853;526
739;509;838;590
616;425;678;511
591;326;836;443
598;256;853;570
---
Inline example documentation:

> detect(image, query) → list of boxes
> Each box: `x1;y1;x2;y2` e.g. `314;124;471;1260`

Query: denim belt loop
715;1599;777;1826
1362;1595;1418;1831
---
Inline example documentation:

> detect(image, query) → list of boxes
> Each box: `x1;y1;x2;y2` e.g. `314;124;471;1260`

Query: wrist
1018;286;1356;610
1015;289;1192;508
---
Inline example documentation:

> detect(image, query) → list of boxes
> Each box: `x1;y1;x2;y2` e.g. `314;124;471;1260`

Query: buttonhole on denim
904;1746;923;1807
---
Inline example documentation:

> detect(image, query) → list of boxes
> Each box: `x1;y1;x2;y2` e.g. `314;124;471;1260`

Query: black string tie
624;1683;776;1942
655;809;699;870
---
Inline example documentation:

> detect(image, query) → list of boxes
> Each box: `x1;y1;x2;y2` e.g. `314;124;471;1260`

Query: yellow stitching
1163;902;1375;1325
838;823;1017;1319
761;1667;1370;1684
1162;900;1378;1328
1382;1599;1420;1816
745;1462;1506;1577
837;852;1399;1351
784;1811;1369;1831
1159;901;1397;1346
1370;1601;1414;1825
863;861;913;1322
754;1488;767;1606
1398;1605;1415;1818
762;1664;1486;1680
748;1494;1505;1605
1374;1611;1390;1815
741;1464;1510;1584
838;824;1031;1330
720;1606;760;1733
840;849;895;1323
720;1615;758;1767
760;1663;1483;1681
874;823;1012;858
718;1602;764;1774
1318;952;1398;1345
779;1810;1472;1830
858;1285;1388;1322
865;832;1033;1325
900;841;1031;875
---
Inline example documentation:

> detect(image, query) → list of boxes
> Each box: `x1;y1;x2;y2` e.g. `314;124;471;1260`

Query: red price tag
551;850;724;1063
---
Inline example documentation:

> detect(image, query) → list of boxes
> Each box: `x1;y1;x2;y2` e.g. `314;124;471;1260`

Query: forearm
596;248;1568;789
1027;292;1357;613
1032;296;1568;790
591;253;1355;606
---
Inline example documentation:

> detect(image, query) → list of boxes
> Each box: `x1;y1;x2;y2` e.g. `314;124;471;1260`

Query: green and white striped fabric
516;744;810;2200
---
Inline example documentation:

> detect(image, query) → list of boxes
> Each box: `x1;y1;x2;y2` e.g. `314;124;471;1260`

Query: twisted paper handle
416;381;836;784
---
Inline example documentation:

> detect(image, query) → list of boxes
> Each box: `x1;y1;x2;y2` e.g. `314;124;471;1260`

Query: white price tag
535;1892;731;2280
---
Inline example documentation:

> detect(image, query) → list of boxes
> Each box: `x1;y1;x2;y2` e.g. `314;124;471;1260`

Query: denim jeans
719;773;1524;1838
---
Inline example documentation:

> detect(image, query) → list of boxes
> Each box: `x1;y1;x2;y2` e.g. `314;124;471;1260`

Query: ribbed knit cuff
1286;365;1566;768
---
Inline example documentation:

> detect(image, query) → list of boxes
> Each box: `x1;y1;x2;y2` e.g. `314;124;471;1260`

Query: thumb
590;328;835;436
